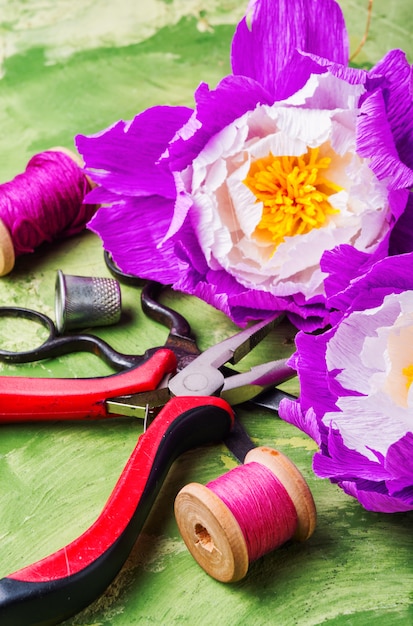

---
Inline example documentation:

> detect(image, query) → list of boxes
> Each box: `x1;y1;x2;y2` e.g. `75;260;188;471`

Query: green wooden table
0;2;413;624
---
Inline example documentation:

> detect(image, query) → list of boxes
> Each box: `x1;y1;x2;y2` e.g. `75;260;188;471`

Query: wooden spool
0;218;15;277
174;446;317;583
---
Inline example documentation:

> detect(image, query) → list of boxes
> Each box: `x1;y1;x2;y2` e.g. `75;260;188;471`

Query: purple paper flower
76;0;413;329
279;251;413;513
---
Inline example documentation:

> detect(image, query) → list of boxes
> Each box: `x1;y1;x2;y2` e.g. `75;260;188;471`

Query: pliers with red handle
0;313;295;626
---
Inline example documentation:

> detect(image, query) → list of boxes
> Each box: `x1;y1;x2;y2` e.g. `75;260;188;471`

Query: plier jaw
108;313;295;418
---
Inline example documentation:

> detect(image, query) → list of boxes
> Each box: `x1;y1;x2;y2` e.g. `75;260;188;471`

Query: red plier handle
0;349;176;422
0;395;234;625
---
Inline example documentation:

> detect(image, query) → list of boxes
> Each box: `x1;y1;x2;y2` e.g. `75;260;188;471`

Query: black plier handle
0;396;234;626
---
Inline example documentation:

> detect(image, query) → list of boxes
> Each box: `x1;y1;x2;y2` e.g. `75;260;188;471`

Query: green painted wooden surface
0;2;413;624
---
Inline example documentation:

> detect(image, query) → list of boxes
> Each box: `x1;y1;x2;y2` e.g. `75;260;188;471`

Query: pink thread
206;461;298;562
0;150;96;256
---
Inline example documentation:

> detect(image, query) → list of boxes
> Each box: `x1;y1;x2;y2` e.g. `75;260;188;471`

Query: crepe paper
76;0;413;330
279;252;413;513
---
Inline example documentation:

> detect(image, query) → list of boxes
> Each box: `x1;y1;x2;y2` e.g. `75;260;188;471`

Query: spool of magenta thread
174;446;316;582
0;147;96;276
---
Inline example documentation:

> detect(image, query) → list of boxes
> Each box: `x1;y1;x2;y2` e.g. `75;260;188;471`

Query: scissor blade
206;314;283;368
250;387;297;411
220;358;295;405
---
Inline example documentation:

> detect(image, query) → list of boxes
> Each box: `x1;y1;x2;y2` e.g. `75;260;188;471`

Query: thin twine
206;461;298;563
0;150;96;256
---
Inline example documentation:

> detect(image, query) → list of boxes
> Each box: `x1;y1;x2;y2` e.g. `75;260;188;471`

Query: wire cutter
0;311;295;626
0;278;294;422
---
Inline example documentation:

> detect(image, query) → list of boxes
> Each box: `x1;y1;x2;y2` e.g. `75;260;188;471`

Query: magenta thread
0;150;95;257
206;461;298;563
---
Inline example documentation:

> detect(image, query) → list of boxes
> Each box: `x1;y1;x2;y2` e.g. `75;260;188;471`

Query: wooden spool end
174;481;249;583
0;218;15;276
245;446;317;541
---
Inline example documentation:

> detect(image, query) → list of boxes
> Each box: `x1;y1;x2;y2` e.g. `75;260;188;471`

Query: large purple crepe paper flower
76;0;413;330
279;251;413;513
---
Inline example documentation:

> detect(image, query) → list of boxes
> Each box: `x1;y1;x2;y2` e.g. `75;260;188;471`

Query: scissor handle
0;349;176;422
104;253;193;339
0;395;234;626
0;306;141;370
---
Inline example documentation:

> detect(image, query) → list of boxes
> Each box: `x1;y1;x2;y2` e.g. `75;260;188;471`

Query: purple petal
340;481;413;513
88;196;181;284
313;428;391;482
231;0;348;97
278;399;322;445
389;193;413;255
322;249;413;315
166;76;273;172
291;329;338;416
385;433;413;496
76;106;192;198
84;186;121;205
356;89;413;190
369;50;413;172
172;236;247;320
321;245;372;304
229;292;329;330
271;50;328;100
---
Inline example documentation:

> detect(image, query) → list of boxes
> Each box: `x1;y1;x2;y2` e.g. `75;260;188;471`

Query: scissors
0;262;295;421
0;267;296;625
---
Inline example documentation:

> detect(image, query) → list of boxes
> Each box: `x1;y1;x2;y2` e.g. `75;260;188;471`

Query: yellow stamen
244;147;342;248
403;364;413;390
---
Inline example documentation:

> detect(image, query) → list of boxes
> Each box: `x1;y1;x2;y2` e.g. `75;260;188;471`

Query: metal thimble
55;270;122;333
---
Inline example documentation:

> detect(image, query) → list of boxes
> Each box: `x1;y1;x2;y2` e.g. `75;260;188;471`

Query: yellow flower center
403;364;413;390
244;146;342;247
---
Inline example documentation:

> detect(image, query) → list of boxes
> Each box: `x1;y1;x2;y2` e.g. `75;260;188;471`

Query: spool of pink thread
0;147;96;276
174;446;317;582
